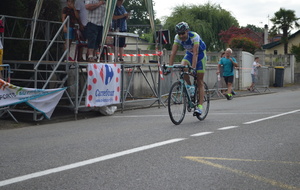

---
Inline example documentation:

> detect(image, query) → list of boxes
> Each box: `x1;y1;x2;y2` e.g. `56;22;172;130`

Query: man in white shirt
85;0;106;62
75;0;88;30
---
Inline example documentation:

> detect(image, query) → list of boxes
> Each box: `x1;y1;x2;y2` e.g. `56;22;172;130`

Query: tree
244;24;264;33
163;2;238;51
270;8;300;54
219;26;252;44
0;0;61;21
229;36;259;54
291;44;300;62
219;25;264;53
123;0;161;36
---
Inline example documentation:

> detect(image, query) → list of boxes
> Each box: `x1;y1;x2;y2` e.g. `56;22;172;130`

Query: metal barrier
62;62;163;119
254;66;270;93
0;64;18;123
0;14;65;61
211;66;227;98
0;64;11;82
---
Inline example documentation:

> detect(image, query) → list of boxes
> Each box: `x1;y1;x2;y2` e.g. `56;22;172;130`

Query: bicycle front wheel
196;82;210;121
168;81;187;125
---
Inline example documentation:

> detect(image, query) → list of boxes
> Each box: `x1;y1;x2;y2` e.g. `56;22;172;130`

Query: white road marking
0;138;185;187
218;126;239;130
5;110;299;187
190;132;214;137
243;109;300;124
112;115;169;118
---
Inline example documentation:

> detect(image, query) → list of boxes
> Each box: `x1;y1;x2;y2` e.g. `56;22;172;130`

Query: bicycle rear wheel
168;81;187;125
195;82;210;121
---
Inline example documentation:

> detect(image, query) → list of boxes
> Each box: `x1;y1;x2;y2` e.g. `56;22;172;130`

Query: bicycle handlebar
163;64;193;69
163;64;196;75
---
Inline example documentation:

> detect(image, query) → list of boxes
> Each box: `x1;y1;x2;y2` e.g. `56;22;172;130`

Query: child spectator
62;0;79;61
248;57;261;91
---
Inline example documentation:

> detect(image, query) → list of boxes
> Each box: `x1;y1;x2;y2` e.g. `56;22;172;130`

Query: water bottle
187;85;195;97
217;74;221;81
235;69;239;78
190;85;195;97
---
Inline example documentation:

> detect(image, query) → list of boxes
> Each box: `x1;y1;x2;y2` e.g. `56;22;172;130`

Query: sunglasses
177;32;186;36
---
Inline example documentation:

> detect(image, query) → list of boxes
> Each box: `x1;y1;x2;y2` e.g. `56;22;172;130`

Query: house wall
265;34;300;54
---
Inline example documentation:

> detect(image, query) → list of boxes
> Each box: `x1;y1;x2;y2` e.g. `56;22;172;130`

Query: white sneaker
194;107;202;115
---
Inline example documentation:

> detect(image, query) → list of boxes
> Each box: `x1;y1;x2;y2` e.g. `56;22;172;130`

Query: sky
152;0;300;30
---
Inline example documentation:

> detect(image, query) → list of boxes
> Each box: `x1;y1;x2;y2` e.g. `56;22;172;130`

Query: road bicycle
164;64;210;125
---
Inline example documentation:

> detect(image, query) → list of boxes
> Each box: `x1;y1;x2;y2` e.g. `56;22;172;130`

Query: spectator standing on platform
248;57;261;91
85;0;106;62
75;0;88;61
62;0;79;61
217;48;238;100
112;0;129;62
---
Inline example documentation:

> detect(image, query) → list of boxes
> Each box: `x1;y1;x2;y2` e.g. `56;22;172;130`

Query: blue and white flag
0;79;66;119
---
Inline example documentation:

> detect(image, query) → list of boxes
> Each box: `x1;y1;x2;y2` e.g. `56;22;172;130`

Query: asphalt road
0;89;300;189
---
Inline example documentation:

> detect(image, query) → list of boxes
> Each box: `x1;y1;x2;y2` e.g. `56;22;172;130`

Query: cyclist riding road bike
167;21;207;115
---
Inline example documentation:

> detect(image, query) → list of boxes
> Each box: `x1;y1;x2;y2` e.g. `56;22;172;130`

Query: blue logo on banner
105;65;114;85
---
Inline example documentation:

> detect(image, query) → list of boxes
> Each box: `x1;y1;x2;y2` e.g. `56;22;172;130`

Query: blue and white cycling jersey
174;31;206;54
174;31;207;73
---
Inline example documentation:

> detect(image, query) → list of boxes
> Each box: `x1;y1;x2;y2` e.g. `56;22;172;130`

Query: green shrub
229;36;260;54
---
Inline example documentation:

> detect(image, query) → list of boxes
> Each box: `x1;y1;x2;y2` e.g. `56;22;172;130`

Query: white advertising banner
0;79;66;119
86;63;121;107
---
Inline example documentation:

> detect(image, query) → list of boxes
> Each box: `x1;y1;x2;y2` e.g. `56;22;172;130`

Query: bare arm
217;63;221;74
76;10;85;30
113;13;129;20
230;57;238;67
62;11;68;33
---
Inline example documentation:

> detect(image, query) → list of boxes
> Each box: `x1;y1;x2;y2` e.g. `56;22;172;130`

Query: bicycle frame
165;64;197;107
164;64;210;125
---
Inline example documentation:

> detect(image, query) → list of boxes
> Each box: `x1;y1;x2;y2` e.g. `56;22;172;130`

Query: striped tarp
144;0;156;35
100;0;118;55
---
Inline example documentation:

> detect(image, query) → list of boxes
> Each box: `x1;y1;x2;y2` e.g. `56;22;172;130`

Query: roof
262;30;300;49
262;40;281;49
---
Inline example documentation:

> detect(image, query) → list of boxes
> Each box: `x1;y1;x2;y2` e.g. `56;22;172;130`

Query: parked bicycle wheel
168;81;187;125
195;82;210;121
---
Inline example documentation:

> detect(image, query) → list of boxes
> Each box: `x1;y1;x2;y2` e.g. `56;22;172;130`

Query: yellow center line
191;157;300;165
184;156;300;190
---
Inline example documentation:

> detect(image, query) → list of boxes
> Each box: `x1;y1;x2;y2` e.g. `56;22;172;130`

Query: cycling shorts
182;50;206;73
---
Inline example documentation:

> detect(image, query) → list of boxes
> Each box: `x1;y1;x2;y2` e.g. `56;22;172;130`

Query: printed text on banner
86;63;121;107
